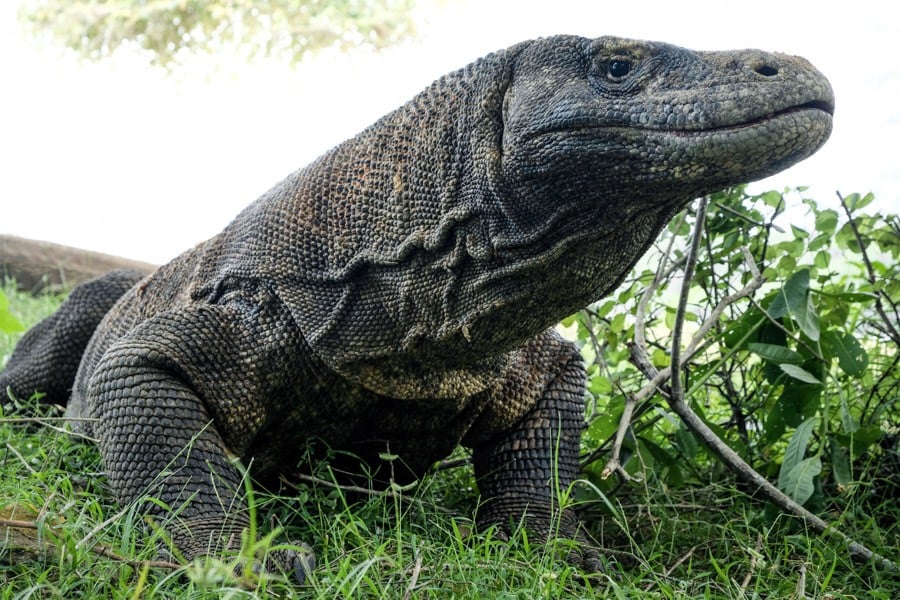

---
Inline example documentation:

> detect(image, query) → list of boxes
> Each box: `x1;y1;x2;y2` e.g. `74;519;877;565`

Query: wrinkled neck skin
201;35;832;398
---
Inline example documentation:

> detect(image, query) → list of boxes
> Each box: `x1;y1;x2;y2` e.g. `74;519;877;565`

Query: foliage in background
17;0;417;67
0;291;24;335
575;187;898;526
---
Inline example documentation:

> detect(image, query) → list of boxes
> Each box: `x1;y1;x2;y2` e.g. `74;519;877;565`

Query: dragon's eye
607;59;632;80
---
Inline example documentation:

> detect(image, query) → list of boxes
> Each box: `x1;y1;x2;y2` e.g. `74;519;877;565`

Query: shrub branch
626;197;897;572
836;191;900;346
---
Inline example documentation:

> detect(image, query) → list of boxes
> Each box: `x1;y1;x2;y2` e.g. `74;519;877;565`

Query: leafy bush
575;187;898;520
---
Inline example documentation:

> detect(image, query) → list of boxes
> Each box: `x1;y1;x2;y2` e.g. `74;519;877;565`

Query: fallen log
0;234;156;293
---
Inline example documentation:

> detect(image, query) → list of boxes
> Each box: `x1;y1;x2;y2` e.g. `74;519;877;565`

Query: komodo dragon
0;35;834;581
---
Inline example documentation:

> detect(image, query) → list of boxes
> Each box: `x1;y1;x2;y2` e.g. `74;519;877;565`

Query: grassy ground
0;283;897;599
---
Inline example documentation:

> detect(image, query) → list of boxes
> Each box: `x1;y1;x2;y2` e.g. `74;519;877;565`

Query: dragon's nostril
756;64;779;76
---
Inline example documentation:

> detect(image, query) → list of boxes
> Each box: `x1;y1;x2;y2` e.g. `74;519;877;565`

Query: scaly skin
0;35;833;580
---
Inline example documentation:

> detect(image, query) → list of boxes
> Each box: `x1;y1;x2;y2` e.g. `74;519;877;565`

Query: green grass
1;283;897;598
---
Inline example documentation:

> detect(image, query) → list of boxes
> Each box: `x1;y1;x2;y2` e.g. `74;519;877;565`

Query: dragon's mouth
730;99;834;128
665;100;834;137
523;98;834;143
798;99;835;115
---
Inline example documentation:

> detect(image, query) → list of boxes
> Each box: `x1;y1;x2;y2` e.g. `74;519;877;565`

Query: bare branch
599;212;687;480
670;197;709;399
599;392;639;481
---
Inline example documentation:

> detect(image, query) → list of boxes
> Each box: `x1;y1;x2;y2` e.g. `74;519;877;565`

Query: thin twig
599;221;685;479
740;534;764;591
627;247;765;402
0;517;181;570
642;545;696;592
284;473;454;516
5;442;38;476
75;504;133;552
599;392;638;481
0;416;96;423
0;517;39;529
0;416;98;442
433;457;470;471
836;191;900;345
86;544;182;571
863;352;900;419
290;473;396;498
713;200;784;232
402;554;423;600
796;563;808;599
670;197;709;400
598;241;764;478
663;545;697;577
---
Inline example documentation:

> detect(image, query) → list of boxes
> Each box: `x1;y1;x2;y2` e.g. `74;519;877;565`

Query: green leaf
588;375;612;395
627;438;656;476
849;192;876;212
667;215;691;235
779;364;822;385
721;308;764;349
756;321;789;384
767;269;820;340
595;300;616;317
790;225;808;240
795;295;821;341
610;312;626;333
834;425;884;456
765;403;788;445
0;291;24;333
838;396;859;434
765;383;821;445
821;331;869;377
835;222;867;253
776;253;797;275
637;436;677;468
814;291;878;303
778;417;822;504
814;209;839;235
651;348;671;368
585;396;625;444
747;342;803;364
761;190;784;208
778;456;822;505
675;425;699;460
829;439;852;492
768;269;810;319
807;232;832;251
780;417;818;479
841;193;861;211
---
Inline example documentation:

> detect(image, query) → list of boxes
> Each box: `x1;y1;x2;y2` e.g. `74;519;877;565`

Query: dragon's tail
0;269;145;406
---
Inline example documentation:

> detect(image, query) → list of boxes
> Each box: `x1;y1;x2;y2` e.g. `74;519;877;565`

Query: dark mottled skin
0;35;833;579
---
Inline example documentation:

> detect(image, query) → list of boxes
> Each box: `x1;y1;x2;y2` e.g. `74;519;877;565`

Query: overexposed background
1;0;898;263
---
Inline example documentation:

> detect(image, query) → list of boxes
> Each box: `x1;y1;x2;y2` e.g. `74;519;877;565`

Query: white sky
1;0;898;263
